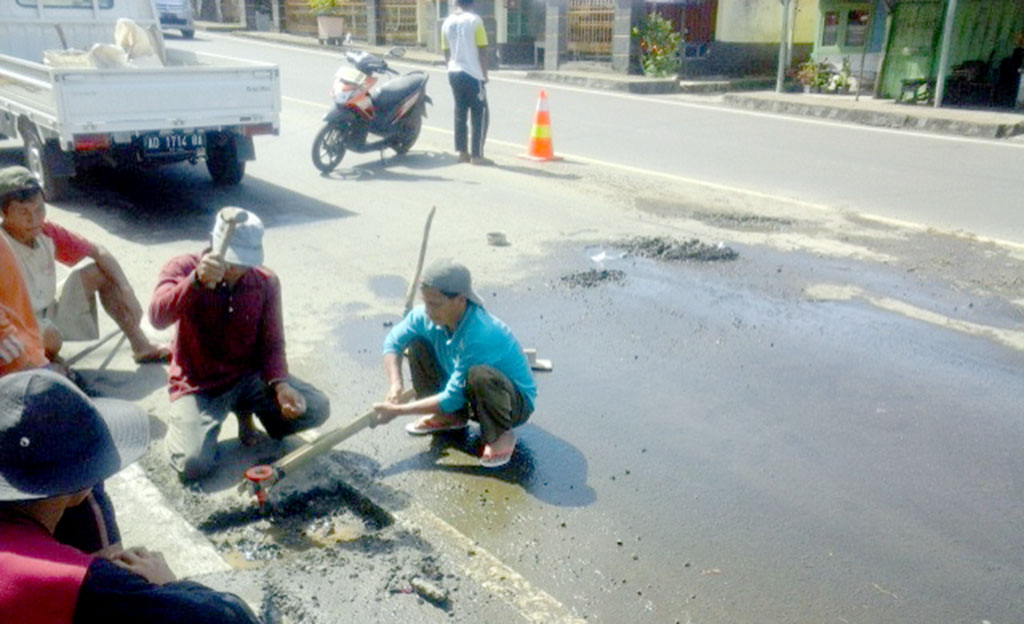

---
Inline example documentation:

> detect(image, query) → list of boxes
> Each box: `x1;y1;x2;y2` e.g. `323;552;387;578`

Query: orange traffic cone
521;90;560;161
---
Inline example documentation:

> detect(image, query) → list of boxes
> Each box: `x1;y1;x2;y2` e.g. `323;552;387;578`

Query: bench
897;78;934;105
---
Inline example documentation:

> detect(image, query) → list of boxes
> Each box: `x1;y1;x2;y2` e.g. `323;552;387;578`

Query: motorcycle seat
372;72;427;113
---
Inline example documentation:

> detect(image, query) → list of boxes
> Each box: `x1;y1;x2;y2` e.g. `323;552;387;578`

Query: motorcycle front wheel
312;123;347;173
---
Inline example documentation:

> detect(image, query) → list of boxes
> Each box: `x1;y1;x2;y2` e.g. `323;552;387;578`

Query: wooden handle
273;389;415;475
403;206;436;317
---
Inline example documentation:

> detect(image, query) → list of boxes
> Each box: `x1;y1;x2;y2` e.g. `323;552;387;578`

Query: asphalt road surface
188;30;1024;244
3;30;1023;623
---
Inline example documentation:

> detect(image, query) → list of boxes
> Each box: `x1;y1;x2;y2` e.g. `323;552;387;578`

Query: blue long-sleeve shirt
382;303;536;414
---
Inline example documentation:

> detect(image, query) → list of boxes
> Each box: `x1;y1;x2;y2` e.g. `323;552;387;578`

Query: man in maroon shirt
150;208;329;480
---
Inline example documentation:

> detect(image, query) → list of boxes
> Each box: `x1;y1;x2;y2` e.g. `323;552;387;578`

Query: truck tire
181;29;195;39
206;140;245;185
23;130;70;202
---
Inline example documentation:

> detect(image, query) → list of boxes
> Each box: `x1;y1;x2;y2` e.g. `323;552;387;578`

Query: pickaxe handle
403;206;436;317
242;389;415;503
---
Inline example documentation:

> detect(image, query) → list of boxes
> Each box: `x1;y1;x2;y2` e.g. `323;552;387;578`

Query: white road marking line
806;283;1024;351
284;93;1024;249
398;501;586;623
216;31;1024;149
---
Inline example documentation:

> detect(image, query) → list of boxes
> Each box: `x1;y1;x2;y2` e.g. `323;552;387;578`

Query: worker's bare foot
132;344;171;364
480;430;517;468
237;414;264;447
404;413;469;435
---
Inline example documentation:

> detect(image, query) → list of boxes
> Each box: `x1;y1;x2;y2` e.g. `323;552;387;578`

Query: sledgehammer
240;390;415;507
206;207;248;289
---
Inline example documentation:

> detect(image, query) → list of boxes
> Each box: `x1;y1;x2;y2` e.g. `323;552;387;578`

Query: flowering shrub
632;13;681;78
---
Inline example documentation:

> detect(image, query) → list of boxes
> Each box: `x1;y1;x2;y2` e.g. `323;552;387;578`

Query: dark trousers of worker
165;373;330;480
448;71;488;158
407;338;530;443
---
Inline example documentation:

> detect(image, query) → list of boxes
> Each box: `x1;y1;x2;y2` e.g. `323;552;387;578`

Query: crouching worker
0;166;170;366
373;259;536;468
0;369;259;623
149;208;329;481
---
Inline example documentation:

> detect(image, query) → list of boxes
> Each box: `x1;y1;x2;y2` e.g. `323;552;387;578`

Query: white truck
0;0;280;200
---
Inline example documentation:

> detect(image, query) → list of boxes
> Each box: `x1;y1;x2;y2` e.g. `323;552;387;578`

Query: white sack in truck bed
42;18;163;69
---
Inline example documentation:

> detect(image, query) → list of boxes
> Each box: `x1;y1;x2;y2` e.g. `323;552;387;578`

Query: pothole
199;483;393;569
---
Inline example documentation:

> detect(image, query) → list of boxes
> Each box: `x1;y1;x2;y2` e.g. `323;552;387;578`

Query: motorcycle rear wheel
390;110;422;156
312;124;347;173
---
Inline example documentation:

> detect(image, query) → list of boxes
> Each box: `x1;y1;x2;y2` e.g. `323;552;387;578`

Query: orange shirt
0;234;46;375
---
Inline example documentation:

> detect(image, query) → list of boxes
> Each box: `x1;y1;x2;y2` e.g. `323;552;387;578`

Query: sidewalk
206;22;1024;140
722;91;1024;139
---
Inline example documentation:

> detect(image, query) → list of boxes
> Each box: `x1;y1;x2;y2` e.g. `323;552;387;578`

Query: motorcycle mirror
387;46;406;58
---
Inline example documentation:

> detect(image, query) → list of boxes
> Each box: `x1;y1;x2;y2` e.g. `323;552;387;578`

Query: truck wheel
207;140;245;185
312;124;346;173
181;29;195;39
23;130;70;202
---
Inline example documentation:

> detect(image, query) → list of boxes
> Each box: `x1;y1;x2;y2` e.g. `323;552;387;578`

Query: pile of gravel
618;236;738;262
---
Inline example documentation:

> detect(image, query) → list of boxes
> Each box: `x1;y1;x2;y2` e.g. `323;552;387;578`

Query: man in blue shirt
374;259;535;467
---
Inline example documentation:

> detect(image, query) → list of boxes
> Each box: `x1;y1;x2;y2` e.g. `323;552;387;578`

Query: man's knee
76;262;107;294
166;439;216;481
467;364;503;389
303;387;330;428
467;365;512;410
407;338;432;363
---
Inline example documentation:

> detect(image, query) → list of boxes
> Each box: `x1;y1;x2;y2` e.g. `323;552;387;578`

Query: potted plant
793;59;832;93
631;12;681;78
825;57;857;94
309;0;346;45
794;59;819;93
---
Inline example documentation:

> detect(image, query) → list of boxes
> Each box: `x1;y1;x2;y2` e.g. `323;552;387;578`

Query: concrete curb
105;464;232;578
524;70;678;94
722;92;1024;139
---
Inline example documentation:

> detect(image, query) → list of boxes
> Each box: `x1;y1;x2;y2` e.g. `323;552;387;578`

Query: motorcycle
312;49;432;173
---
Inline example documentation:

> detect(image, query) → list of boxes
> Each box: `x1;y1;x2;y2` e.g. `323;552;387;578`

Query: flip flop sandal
134;346;171;364
479;435;517;468
479;448;514;468
404;417;469;436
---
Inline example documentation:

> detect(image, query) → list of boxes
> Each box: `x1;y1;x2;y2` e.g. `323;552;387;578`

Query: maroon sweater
0;516;93;624
149;253;288;401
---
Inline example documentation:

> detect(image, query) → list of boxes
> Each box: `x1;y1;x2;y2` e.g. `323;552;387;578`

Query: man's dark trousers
448;71;488;158
407;338;530;443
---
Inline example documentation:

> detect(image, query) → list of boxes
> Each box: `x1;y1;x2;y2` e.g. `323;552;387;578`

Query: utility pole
933;0;958;108
775;0;793;93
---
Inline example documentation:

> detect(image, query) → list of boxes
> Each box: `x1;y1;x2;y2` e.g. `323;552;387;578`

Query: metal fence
379;0;417;44
567;0;614;58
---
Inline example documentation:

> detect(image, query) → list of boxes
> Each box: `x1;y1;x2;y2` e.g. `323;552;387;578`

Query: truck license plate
142;132;204;154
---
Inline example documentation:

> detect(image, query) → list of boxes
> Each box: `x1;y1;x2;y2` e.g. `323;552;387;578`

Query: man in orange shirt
0;216;46;376
0;166;169;365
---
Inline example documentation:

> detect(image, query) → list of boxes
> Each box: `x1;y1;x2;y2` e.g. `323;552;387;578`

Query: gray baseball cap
420;258;483;307
0;370;150;502
211;207;264;267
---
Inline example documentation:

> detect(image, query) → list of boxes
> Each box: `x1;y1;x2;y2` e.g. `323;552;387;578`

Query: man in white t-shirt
441;0;490;165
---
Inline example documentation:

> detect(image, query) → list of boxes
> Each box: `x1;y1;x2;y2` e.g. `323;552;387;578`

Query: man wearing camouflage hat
0;165;169;366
